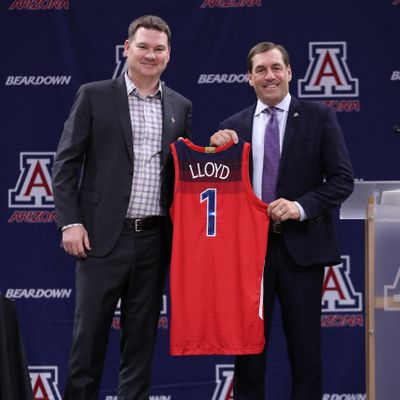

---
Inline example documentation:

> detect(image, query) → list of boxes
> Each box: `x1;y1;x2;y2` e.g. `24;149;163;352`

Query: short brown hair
247;42;290;72
128;15;171;46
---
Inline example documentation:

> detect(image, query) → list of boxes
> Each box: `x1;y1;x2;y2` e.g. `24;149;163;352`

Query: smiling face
124;26;170;84
248;48;292;107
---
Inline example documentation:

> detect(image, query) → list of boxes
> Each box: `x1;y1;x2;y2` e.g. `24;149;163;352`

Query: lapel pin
170;117;176;123
293;112;300;117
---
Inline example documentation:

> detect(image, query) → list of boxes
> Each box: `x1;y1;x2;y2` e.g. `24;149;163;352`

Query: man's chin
141;67;162;75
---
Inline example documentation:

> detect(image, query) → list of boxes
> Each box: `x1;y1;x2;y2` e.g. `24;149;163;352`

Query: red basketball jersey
169;139;269;355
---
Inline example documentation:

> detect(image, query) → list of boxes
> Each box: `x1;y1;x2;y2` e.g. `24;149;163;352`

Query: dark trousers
234;233;324;400
64;223;167;400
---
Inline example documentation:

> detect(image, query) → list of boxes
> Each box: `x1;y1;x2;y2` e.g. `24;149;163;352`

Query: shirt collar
124;72;163;99
254;93;291;116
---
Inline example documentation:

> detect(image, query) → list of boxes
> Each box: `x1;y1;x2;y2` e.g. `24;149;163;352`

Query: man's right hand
210;129;238;147
62;225;91;258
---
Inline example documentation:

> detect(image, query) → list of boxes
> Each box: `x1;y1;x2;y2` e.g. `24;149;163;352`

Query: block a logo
384;266;400;311
112;45;127;78
322;255;362;312
9;152;55;208
29;366;62;400
298;42;359;98
212;364;234;400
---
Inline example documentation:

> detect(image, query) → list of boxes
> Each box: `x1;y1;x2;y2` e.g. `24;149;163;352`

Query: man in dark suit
210;42;354;399
52;15;192;400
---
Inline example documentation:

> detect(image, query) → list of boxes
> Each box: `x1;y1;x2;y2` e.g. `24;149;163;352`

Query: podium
341;181;400;400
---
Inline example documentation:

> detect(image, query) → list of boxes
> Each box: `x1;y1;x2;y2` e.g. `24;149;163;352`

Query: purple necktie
261;107;280;204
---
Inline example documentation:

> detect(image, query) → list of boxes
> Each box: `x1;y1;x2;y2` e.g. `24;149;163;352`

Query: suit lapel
111;76;134;162
238;105;256;143
161;85;176;166
237;104;256;181
278;97;301;180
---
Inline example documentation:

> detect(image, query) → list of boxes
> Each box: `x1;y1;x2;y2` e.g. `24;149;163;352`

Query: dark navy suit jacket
220;96;354;266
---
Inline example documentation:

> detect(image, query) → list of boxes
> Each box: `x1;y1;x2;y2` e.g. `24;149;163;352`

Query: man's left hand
268;198;300;222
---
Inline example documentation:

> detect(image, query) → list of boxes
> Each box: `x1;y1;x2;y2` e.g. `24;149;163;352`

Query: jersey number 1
200;188;217;237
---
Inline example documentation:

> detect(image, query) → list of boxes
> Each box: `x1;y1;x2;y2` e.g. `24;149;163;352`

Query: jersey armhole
241;142;269;213
170;142;180;218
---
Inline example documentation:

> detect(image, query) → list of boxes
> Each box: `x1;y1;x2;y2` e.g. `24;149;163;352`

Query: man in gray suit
52;15;192;400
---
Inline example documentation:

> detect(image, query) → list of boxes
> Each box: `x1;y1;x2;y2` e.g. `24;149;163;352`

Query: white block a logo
212;364;234;400
322;255;362;312
298;42;359;98
29;366;62;400
112;45;128;78
384;267;400;311
9;153;55;208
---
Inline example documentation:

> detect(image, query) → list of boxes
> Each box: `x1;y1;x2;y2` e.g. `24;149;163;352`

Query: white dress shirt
251;93;306;220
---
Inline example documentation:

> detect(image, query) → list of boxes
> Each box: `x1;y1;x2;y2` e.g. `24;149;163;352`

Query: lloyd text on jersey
189;162;230;180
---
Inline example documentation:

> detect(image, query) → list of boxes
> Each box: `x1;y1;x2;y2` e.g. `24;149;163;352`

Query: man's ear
248;72;254;87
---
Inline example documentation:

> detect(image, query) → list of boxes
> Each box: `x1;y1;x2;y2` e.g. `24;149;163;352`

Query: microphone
393;124;400;133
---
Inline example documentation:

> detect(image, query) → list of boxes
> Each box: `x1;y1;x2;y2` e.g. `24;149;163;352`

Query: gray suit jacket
52;75;192;257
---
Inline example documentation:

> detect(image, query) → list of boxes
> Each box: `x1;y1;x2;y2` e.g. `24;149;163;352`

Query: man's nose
145;49;157;58
264;69;275;79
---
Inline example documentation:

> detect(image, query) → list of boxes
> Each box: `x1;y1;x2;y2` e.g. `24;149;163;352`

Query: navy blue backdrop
1;1;399;399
